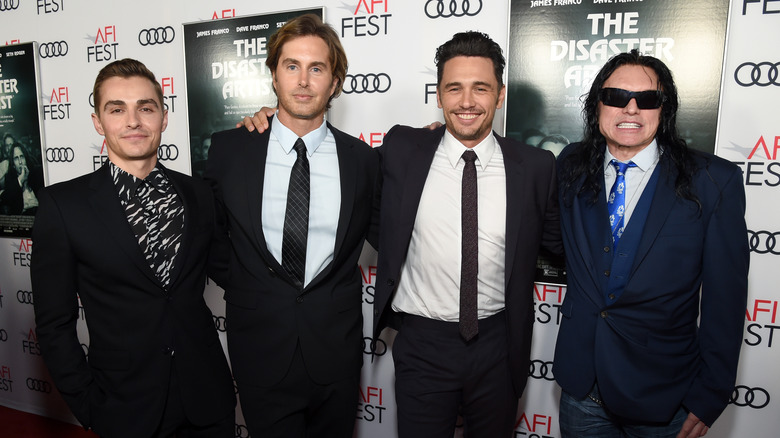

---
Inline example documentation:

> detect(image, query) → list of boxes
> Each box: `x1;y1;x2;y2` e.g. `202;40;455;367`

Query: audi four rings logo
0;0;20;11
343;73;391;94
26;378;52;393
362;337;387;363
39;41;69;58
235;424;250;438
729;385;770;409
213;315;227;332
425;0;483;18
138;26;175;46
747;230;780;255
16;290;34;305
528;360;555;381
46;147;75;163
157;144;179;161
734;62;780;87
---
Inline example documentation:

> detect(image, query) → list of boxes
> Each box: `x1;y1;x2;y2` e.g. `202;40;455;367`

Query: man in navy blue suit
554;50;749;438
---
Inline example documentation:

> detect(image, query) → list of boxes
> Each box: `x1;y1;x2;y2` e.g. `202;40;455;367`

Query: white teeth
617;122;640;128
458;114;478;120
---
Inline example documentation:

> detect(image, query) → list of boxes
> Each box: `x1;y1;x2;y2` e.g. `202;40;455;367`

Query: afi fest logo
342;0;392;38
22;328;41;356
92;140;109;170
87;25;119;62
12;238;32;267
161;76;177;112
534;284;565;325
515;412;556;438
357;131;385;148
360;264;376;304
0;366;13;393
357;385;386;423
732;135;780;187
43;86;71;120
744;298;779;348
37;0;64;14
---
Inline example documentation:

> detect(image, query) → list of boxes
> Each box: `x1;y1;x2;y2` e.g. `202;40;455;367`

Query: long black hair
559;50;700;208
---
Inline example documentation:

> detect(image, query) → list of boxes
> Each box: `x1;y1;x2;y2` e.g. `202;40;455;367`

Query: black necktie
460;150;479;341
282;138;310;289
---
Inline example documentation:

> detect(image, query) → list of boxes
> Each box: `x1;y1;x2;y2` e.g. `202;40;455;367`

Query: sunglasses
599;88;664;109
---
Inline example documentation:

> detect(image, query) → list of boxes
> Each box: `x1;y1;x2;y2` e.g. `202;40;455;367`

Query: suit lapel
88;165;159;286
165;168;197;288
630;160;676;275
397;129;441;247
331;124;357;264
243;128;278;267
497;134;525;287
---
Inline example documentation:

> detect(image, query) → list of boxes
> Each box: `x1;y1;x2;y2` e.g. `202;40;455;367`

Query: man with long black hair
554;49;749;438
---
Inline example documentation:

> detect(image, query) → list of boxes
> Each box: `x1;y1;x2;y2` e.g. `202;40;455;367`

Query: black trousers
238;343;359;438
392;311;518;438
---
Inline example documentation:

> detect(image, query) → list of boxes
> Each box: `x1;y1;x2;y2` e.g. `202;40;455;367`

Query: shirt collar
271;114;328;157
441;129;497;171
110;161;169;203
604;138;660;172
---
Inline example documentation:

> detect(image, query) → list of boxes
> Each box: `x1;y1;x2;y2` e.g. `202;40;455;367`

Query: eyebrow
103;98;160;110
443;80;494;89
282;57;329;69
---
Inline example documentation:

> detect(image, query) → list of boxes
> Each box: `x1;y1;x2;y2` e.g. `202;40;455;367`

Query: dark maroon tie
460;150;479;341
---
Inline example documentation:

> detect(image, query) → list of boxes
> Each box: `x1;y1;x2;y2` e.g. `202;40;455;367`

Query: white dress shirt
262;115;341;287
392;130;507;321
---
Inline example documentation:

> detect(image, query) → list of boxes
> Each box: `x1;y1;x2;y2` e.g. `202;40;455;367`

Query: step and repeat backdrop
0;1;777;437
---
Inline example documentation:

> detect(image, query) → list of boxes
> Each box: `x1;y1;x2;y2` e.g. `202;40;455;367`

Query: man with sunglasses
554;50;748;438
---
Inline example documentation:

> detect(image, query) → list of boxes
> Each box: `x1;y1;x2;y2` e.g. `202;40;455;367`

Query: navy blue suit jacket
553;143;749;426
373;125;562;397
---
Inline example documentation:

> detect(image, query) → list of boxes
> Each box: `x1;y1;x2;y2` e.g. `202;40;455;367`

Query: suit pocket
88;347;131;371
224;287;259;309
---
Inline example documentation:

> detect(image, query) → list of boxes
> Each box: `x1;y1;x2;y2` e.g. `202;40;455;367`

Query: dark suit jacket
205;120;380;387
373;125;562;397
31;163;236;438
553;143;749;426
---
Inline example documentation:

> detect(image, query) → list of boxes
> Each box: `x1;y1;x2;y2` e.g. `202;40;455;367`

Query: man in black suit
205;14;380;438
372;32;562;437
31;58;236;438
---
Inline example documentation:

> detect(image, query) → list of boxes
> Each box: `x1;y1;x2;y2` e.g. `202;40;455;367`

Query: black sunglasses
599;88;664;109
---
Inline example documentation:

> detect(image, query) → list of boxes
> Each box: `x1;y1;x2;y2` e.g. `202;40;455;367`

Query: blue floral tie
607;159;637;251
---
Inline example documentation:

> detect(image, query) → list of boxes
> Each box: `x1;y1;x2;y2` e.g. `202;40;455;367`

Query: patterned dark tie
607;159;637;251
460;150;479;341
282;138;310;289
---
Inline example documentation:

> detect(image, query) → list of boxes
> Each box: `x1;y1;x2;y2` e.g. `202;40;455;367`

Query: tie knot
293;138;307;158
611;159;636;175
462;150;477;164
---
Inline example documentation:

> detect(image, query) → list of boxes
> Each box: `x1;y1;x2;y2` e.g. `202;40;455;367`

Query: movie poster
507;0;729;155
0;42;45;237
508;0;729;285
183;7;323;177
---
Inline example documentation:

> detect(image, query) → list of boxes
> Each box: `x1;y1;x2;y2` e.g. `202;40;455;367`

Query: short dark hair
93;58;163;116
265;14;348;109
435;31;505;89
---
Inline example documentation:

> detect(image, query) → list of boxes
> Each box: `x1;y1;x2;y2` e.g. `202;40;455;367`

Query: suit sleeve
31;188;102;427
683;165;749;426
204;130;232;288
541;150;564;257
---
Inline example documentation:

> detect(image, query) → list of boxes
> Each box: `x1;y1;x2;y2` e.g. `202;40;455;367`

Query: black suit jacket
31;163;236;437
373;125;562;397
206;119;380;387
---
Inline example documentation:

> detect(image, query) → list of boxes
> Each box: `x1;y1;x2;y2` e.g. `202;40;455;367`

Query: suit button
296;296;304;303
604;270;610;276
603;246;610;253
162;346;174;356
608;294;616;300
600;311;608;319
268;266;276;277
